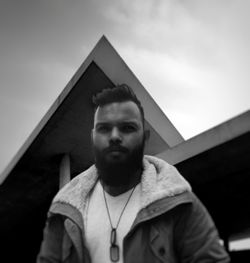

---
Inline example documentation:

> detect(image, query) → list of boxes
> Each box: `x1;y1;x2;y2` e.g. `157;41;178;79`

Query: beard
93;139;145;187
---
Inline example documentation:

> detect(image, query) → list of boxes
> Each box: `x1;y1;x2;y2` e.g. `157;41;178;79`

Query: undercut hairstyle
92;84;145;125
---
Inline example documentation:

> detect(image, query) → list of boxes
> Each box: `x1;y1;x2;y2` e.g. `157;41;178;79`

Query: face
92;101;146;186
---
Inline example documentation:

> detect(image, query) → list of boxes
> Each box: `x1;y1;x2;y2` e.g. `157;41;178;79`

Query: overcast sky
0;0;250;175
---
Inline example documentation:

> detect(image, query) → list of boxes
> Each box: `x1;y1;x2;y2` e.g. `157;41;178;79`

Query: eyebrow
95;120;140;127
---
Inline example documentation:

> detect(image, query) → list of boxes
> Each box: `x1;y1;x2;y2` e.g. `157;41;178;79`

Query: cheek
125;134;144;146
92;134;108;148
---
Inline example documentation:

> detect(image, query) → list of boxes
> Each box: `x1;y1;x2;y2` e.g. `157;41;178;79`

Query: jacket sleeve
174;193;230;263
36;215;64;263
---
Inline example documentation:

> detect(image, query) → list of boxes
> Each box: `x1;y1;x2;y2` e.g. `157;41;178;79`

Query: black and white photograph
0;0;249;262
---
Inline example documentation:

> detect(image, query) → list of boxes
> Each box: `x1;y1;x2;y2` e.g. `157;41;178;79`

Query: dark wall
230;250;250;262
0;168;58;263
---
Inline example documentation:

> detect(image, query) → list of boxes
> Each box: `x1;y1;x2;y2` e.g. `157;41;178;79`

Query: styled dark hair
92;84;145;124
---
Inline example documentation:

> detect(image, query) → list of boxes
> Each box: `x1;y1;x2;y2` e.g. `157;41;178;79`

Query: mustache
103;145;128;154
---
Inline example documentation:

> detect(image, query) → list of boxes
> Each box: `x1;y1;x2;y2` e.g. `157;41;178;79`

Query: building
0;36;249;262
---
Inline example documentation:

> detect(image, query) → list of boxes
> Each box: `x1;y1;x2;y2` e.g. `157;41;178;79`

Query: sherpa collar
52;155;191;216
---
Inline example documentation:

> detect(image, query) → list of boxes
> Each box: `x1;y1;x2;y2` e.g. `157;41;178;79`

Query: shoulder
140;155;192;208
171;191;215;232
51;165;98;212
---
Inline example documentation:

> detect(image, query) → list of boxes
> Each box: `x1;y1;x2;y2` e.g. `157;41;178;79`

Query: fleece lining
52;155;191;217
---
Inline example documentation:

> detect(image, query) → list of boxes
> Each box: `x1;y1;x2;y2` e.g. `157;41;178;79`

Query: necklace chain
103;185;136;230
102;185;136;262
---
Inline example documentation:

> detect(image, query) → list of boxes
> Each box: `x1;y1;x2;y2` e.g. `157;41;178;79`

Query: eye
96;125;111;133
120;124;137;133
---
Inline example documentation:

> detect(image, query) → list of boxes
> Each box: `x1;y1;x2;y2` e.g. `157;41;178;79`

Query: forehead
94;101;142;125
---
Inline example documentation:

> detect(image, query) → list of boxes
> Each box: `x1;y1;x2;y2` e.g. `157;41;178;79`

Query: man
37;84;230;263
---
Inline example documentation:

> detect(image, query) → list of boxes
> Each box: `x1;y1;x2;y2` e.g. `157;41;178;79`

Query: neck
100;169;142;196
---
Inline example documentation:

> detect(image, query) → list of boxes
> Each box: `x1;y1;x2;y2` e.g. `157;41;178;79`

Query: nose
110;127;122;144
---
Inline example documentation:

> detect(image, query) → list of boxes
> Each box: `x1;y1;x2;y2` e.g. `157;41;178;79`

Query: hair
92;84;145;124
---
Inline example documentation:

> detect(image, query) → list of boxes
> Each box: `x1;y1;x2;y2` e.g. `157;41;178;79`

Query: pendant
110;244;119;262
110;228;119;262
110;228;117;244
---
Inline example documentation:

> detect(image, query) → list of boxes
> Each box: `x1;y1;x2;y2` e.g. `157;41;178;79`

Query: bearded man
37;84;230;263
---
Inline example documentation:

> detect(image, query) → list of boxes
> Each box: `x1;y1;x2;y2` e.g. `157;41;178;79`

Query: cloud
119;42;250;138
117;45;223;137
0;0;250;170
100;0;216;55
96;0;250;138
100;0;250;70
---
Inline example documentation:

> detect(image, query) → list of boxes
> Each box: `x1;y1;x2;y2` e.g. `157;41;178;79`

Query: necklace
103;186;136;262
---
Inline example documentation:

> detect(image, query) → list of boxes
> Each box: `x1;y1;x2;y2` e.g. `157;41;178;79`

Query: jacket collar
132;191;193;228
140;155;191;209
50;155;191;226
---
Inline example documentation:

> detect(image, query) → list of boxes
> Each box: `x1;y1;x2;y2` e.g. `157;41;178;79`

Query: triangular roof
0;35;183;184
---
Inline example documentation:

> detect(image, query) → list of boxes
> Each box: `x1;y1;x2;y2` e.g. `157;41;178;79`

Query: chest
123;215;177;263
65;206;178;263
84;183;140;263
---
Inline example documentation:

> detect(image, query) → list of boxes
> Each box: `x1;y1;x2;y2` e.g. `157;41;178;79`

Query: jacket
37;155;230;263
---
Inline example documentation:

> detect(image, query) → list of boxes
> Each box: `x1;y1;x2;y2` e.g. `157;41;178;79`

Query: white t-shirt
84;181;141;263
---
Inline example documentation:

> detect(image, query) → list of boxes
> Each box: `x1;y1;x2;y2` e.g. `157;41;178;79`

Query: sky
0;0;250;248
0;0;250;170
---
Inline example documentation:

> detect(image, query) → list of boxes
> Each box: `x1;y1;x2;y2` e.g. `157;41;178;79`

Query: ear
144;129;150;143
